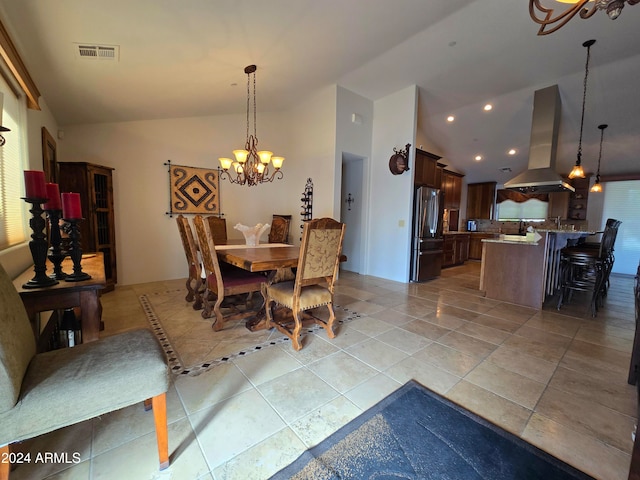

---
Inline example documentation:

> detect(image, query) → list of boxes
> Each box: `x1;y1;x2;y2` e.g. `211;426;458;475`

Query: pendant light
568;39;595;180
590;124;607;193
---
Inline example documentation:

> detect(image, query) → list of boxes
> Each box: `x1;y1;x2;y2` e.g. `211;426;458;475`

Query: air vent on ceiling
75;44;119;61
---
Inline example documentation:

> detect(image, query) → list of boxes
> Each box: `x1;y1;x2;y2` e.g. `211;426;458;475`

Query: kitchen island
479;230;595;309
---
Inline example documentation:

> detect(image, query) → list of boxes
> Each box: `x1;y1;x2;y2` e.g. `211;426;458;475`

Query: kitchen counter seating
557;219;621;317
0;263;171;477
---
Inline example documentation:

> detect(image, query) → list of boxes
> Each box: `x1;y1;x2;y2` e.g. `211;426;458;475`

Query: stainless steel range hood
504;85;575;193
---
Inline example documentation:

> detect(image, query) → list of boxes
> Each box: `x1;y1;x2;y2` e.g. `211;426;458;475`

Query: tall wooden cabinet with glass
57;162;117;292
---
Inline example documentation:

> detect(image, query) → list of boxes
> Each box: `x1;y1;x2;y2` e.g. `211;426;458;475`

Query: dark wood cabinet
414;149;441;188
548;191;570;220
469;233;498;260
443;234;469;267
567;177;590;221
466;182;496;220
58;162;117;292
442;170;463;210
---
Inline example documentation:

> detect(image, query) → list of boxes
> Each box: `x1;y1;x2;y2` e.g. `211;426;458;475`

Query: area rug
140;288;360;376
272;381;594;480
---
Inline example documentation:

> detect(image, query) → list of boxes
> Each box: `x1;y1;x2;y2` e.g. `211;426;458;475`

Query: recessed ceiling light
508;148;517;155
474;155;483;161
483;104;492;111
447;115;455;122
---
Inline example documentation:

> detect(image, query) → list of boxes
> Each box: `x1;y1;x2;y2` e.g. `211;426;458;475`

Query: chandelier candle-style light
590;124;608;193
530;0;639;35
568;39;596;180
219;65;284;186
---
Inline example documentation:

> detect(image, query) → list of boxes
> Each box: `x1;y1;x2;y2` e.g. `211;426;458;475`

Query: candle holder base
22;197;59;289
46;209;67;280
63;218;92;283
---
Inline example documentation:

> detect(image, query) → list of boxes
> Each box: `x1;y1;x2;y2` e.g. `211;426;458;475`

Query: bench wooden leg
0;444;9;480
151;394;169;470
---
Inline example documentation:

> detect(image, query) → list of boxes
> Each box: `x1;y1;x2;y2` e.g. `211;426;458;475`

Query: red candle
43;183;62;210
24;170;47;199
62;192;82;219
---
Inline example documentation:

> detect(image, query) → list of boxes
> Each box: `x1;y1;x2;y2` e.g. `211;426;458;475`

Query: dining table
215;242;300;331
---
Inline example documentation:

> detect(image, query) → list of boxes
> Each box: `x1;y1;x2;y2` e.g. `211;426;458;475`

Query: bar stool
557;220;620;316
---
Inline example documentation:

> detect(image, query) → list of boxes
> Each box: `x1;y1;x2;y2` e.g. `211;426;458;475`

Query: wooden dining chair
176;215;205;310
205;215;228;245
264;217;346;350
193;215;265;331
268;215;291;244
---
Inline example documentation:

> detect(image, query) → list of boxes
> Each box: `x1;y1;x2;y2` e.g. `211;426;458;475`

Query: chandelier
590;124;607;193
568;39;595;180
530;0;639;35
218;65;284;186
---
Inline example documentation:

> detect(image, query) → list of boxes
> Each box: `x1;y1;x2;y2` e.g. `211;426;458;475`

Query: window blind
601;180;640;275
0;76;28;250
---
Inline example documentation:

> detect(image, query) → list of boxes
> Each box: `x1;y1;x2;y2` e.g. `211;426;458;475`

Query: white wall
59;111;297;285
367;85;418;282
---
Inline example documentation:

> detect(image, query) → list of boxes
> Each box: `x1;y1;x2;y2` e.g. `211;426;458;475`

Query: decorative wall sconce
389;143;411;175
345;193;354;211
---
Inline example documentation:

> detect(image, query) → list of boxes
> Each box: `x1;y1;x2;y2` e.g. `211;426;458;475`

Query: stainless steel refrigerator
410;186;443;282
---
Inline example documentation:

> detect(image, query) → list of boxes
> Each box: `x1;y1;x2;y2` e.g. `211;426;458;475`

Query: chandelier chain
577;41;592;161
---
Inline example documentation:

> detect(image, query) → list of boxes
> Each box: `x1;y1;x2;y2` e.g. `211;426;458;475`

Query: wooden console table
13;253;106;350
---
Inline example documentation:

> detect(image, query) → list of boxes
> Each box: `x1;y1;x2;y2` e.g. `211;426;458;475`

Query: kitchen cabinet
548;191;570;220
443;233;469;267
58;162;117;292
466;182;496;220
442;170;464;210
414;149;441;188
567;177;590;221
469;233;498;260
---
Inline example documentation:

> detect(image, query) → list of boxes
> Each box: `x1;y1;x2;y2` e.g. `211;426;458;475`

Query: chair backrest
206;216;227;245
0;263;37;413
268;215;291;244
295;217;345;291
193;215;224;294
176;215;202;280
599;219;622;259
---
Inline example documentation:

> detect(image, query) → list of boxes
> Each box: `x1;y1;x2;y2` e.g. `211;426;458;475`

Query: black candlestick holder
45;209;67;280
63;218;91;282
22;198;59;289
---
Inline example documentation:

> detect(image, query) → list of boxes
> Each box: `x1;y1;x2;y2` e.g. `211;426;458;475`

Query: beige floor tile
306;350;378;393
465;313;522;333
174;362;254;414
435;305;482;322
446;380;532;436
437;330;498;358
500;333;568;362
486;345;558;384
574;326;634;353
484;303;536;324
92;417;210;480
257;367;339;422
455;320;511;345
536;386;635;453
213;427;307;480
233;346;303;386
289;396;363;447
525;310;584;337
345;314;395;336
344;337;408;371
400;318;451;341
343;373;403;411
374;326;433;354
420;310;468;330
514;325;574;347
522;413;631;480
368;308;418;327
391;297;438;318
413;342;482;377
465;361;546;409
190;388;286;469
384;356;461;395
548;366;637;417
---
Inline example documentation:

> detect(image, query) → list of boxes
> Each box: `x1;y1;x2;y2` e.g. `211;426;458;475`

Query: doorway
340;153;366;274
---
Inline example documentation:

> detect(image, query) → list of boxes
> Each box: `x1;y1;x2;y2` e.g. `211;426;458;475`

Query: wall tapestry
165;160;220;216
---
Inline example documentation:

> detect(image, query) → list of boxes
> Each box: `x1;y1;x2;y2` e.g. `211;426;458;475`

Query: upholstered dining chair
176;214;205;309
268;215;291;244
0;263;170;479
192;215;265;331
265;217;346;350
205;215;228;245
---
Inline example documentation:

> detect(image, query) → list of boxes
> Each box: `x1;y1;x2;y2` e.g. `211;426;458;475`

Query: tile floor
9;262;637;480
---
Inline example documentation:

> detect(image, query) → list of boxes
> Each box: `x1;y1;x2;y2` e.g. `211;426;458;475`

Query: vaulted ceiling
1;0;639;184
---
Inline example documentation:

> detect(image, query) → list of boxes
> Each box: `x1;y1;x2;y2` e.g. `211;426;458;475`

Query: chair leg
323;303;337;339
212;293;225;331
151;394;170;470
0;444;9;480
291;311;303;351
